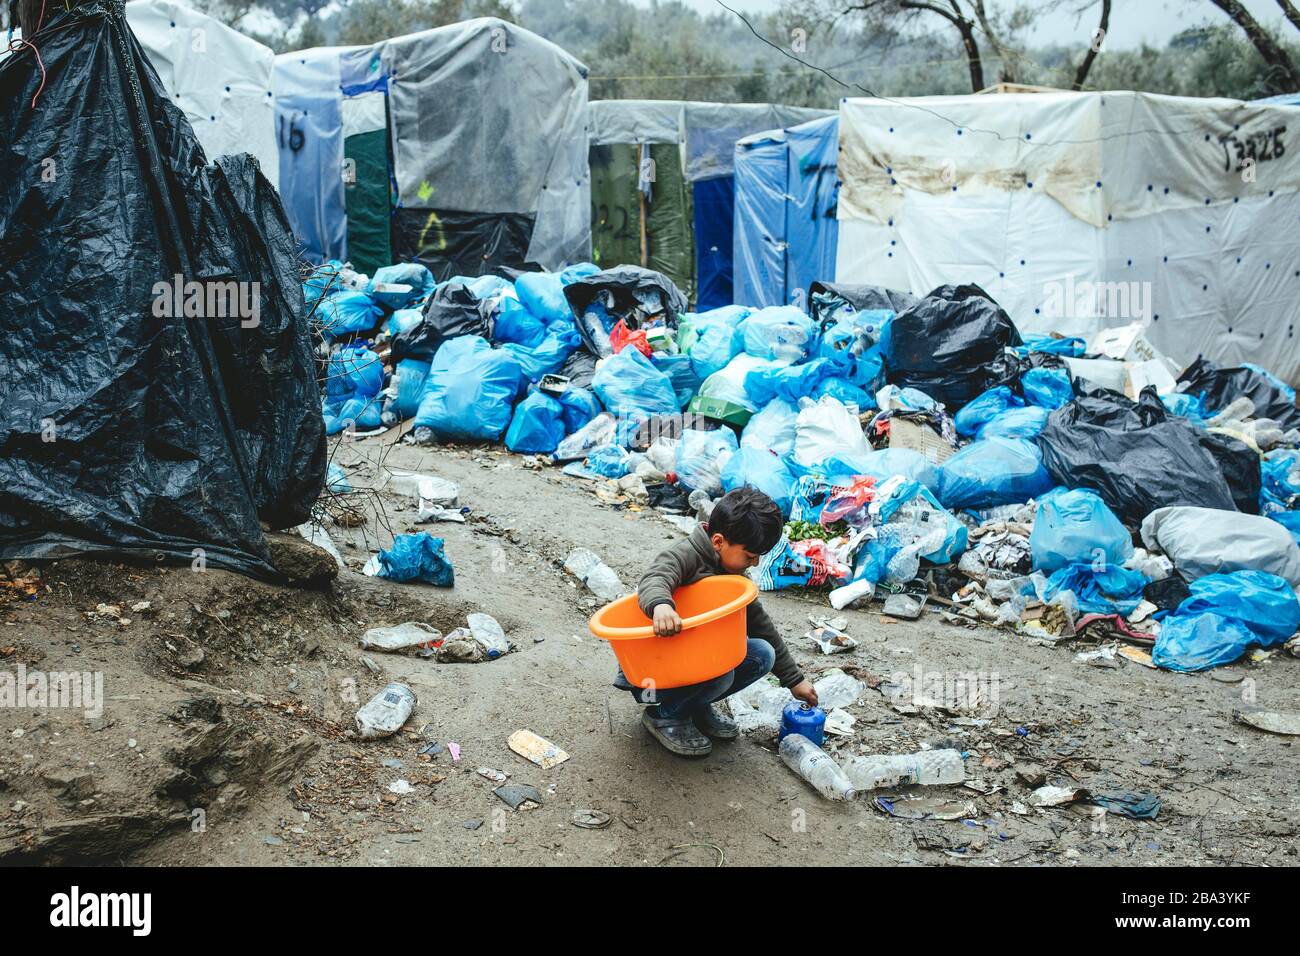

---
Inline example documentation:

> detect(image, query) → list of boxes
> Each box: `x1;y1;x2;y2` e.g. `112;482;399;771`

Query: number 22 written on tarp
1218;126;1286;171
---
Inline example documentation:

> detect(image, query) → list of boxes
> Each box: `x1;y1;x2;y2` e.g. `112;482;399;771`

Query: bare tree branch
1209;0;1300;90
1073;0;1110;90
1276;0;1300;34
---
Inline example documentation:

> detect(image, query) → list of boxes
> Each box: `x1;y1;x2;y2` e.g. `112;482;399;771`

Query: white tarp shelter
836;91;1300;383
126;0;278;188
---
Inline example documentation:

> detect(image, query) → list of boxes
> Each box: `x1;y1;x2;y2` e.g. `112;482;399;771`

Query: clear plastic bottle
467;613;510;658
841;748;965;791
779;733;857;801
354;683;417;740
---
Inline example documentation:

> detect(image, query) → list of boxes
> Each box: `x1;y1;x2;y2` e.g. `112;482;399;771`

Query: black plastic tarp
391;279;494;363
1177;356;1300;432
1037;387;1238;524
392;207;535;283
563;265;689;356
0;1;325;581
808;281;918;326
879;283;1023;410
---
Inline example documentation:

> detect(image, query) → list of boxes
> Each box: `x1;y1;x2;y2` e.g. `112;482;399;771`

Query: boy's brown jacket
636;525;804;688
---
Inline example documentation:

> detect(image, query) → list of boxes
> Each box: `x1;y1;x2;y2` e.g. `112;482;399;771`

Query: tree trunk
1276;0;1300;35
1073;0;1112;91
957;20;985;91
1209;0;1300;90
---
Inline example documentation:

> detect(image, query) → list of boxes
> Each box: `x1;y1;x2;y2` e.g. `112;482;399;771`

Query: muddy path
2;438;1297;866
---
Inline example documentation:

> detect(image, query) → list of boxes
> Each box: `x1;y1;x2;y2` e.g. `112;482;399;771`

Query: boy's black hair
707;486;783;554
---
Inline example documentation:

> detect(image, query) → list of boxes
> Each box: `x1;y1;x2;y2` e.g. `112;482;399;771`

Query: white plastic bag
792;396;870;468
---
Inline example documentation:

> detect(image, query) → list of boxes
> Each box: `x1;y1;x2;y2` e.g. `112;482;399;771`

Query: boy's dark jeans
630;638;777;720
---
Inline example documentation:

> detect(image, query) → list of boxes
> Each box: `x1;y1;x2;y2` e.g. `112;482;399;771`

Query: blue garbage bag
651;352;701;410
817;323;887;391
687;305;749;380
1153;611;1256;672
414;336;525;440
505;390;567;454
954;386;1023;437
817;448;939;494
515;272;573;324
323;346;384;434
493;296;548;348
1162;392;1211;423
1269;510;1300;547
721;447;796;516
560;262;601;284
937;438;1053;509
754;537;819;591
305;259;346;308
326;463;351;493
387;308;424;337
814;376;875;411
676;428;740;496
1014;334;1085;358
586;444;631;478
1030;487;1133;573
466;274;510;300
741;306;817;365
1261;450;1300;512
390;358;431;420
559;386;602;435
1043;562;1149;615
741;399;798;457
870;477;968;563
1022;367;1073;409
1176;570;1300;644
745;358;833;405
501;322;581;382
319;290;384;339
368;263;435;310
372;533;454;586
977;405;1050;440
592;347;679;423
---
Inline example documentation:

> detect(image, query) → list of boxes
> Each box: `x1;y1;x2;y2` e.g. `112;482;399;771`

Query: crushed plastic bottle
467;613;510;659
355;683;416;740
688;489;715;523
841;748;965;791
564;547;625;602
359;622;442;653
779;733;857;801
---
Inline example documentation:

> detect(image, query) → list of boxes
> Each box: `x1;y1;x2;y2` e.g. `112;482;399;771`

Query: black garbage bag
1037;387;1237;523
1177;356;1300;431
0;1;324;581
880;283;1023;410
391;279;493;362
1144;575;1191;612
562;265;688;356
559;350;598;390
1198;431;1261;515
807;281;918;328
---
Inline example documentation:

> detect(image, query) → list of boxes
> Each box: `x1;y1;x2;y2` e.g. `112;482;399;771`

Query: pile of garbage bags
313;250;1300;672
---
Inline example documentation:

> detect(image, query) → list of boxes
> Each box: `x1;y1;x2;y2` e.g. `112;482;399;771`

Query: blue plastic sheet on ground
501;322;582;382
1043;562;1149;615
414;336;524;440
687;306;749;380
326;463;351;493
954;386;1023;437
319;290;384;339
493;296;548;348
977;405;1050;440
741;399;798;457
391;358;431;420
741;306;816;365
372;533;454;586
515;272;573;325
745;359;833;405
1022;367;1073;410
592;347;679;423
586;444;631;478
937;438;1053;509
721;447;796;516
651;353;701;410
1030;487;1133;573
559;386;602;435
1175;570;1300;644
505;390;567;454
368;263;435;310
1152;611;1255;672
676;428;740;496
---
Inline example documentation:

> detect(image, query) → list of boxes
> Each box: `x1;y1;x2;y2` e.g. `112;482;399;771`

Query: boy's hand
652;605;683;636
791;680;819;708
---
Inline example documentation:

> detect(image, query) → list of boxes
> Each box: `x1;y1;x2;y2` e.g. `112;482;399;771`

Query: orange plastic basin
589;575;758;690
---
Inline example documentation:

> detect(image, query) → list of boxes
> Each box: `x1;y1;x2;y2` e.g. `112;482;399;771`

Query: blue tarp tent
733;115;839;309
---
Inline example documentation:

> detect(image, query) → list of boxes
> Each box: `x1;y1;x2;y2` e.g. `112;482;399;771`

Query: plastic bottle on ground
841;748;965;791
779;733;857;801
355;683;417;739
467;613;510;658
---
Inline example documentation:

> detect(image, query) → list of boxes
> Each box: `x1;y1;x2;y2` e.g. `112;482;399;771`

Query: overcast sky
669;0;1294;51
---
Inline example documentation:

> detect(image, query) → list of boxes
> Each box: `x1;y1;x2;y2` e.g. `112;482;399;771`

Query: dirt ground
2;435;1298;867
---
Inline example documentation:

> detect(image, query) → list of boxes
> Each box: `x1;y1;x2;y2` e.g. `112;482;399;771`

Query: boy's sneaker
641;709;712;757
692;704;739;740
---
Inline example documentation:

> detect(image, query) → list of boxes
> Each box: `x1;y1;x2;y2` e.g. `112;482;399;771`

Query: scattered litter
387;779;414;795
844;749;965;791
447;742;461;762
806;615;858;655
572;809;612;829
1234;709;1300;736
508;729;570;769
363;533;454;586
354;683;416;740
1092;791;1161;819
1030;785;1090;808
359;622;442;653
493;784;543;810
823;708;856;737
477;767;509;783
882;593;927;620
873;793;977;820
779;733;856;801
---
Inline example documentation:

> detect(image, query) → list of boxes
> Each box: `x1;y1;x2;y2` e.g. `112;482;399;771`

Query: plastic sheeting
836;91;1300;383
127;0;278;188
380;19;590;271
0;1;325;581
